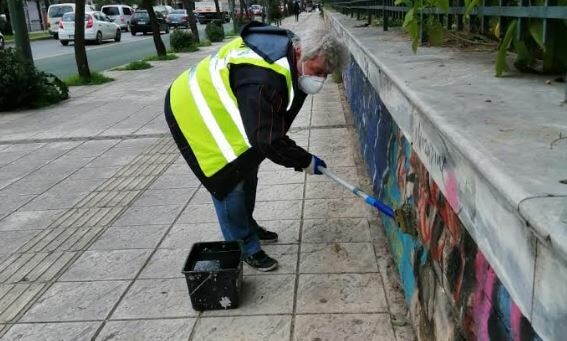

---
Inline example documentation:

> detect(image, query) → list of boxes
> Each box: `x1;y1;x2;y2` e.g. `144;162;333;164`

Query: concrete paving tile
20;191;86;211
160;223;222;249
139;248;189;279
244;244;298;276
0;230;40;255
68;166;121;180
1;177;61;196
293;313;396;341
302;218;372;243
177;204;218;224
97;318;196;341
0;210;64;231
133;188;196;207
296;274;388;313
257;219;301;244
299;243;378;273
254;200;303;221
203;275;295;316
192;315;291;341
90;225;169;250
60;249;152;281
48;179;106;196
149;174;201;190
188;187;213;204
257;170;305;185
305;181;354;199
0;195;36;215
1;322;100;341
113;205;184;226
303;198;371;219
256;183;304;201
305;166;362;184
20;281;129;322
112;278;196;319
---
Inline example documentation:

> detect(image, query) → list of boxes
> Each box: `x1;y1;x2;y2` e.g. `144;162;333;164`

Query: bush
143;53;178;61
0;48;68;111
170;29;196;52
205;21;225;42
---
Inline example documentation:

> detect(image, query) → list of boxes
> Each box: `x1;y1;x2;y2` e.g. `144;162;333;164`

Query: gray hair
294;30;349;72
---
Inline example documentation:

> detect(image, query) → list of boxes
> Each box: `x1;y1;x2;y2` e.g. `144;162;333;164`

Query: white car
101;4;134;31
47;3;95;38
58;11;122;46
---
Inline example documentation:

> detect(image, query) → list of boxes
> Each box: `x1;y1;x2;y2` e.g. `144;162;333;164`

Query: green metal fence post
383;0;388;31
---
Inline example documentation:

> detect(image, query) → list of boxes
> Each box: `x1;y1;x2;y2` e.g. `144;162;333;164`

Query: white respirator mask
298;62;326;94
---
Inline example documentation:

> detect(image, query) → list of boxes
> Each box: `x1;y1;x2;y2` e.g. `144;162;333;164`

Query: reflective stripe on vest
170;37;294;177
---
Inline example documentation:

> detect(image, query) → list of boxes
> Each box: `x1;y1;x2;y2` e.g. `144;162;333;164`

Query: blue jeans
211;167;261;257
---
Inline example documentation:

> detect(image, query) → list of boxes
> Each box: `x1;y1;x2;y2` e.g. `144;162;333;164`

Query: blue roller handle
317;166;395;218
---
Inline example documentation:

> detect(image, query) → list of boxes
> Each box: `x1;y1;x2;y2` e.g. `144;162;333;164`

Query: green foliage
399;0;448;52
170;29;196;52
495;20;517;76
0;48;68;111
205;22;225;42
198;40;212;47
64;72;114;86
143;53;179;61
114;61;153;71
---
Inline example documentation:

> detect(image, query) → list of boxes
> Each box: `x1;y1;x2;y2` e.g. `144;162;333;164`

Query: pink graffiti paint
473;252;496;341
511;301;523;341
443;169;460;212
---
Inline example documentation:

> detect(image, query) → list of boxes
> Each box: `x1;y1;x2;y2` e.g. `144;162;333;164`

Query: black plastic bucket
182;241;243;311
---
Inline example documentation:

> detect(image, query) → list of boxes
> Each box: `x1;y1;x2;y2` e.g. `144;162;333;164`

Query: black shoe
256;225;278;244
244;250;278;272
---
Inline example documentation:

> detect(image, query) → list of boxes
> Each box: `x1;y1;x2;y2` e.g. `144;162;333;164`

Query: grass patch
331;71;343;83
143;53;178;61
198;40;212;47
64;72;114;86
5;31;51;43
224;30;236;37
114;60;153;71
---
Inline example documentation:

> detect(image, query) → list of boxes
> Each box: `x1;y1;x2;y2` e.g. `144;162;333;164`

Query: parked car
58;11;121;46
101;4;134;31
129;10;169;36
166;9;189;28
47;3;95;38
153;5;174;16
0;32;4;50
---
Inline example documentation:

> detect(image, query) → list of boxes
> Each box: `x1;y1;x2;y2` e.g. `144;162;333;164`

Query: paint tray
182;241;243;311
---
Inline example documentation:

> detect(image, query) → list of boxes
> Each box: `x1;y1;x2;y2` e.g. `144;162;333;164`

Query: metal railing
329;0;567;99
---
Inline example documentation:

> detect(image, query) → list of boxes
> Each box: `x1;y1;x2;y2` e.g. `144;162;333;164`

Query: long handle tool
317;166;416;234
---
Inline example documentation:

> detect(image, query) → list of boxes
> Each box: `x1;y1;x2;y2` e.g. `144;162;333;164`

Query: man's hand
304;155;327;175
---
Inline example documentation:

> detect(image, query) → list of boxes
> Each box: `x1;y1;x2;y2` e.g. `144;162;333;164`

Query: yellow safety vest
169;37;295;177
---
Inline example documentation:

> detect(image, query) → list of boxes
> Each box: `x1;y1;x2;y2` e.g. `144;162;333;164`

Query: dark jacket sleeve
232;69;312;169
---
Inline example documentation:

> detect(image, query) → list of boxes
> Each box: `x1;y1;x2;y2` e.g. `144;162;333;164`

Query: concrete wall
343;59;541;340
328;12;567;341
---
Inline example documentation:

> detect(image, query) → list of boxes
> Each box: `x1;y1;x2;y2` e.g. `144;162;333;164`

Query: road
29;23;232;79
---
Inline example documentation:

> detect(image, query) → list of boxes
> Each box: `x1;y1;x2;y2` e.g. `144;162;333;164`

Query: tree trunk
213;0;221;20
144;0;167;56
74;0;90;78
182;0;199;42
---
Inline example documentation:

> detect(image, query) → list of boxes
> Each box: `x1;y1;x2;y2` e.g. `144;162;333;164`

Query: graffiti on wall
343;58;540;341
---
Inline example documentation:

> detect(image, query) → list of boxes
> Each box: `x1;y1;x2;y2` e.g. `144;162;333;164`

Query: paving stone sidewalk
0;13;414;341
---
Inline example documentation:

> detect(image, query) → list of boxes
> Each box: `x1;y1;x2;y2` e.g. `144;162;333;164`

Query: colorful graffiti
343;58;541;341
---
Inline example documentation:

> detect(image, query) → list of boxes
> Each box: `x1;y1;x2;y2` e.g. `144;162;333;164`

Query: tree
182;0;199;42
213;0;221;20
143;0;167;56
74;0;90;78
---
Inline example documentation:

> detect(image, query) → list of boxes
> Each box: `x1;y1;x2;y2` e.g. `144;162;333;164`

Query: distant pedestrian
293;1;300;21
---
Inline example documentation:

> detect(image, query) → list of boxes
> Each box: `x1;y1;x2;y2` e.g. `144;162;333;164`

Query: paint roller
317;166;416;235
